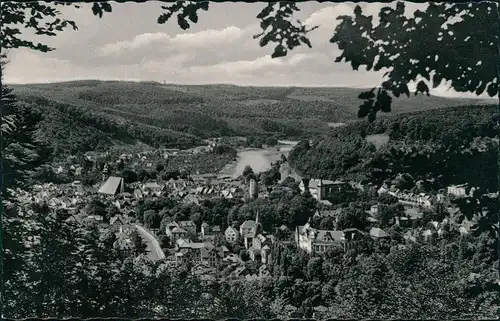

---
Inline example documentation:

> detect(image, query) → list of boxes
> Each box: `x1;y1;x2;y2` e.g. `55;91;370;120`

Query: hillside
10;80;495;156
288;104;499;192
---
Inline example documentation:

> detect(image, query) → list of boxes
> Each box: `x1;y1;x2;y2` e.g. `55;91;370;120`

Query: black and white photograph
1;0;500;319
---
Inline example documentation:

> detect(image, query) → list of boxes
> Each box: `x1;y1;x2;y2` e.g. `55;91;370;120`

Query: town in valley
3;0;500;319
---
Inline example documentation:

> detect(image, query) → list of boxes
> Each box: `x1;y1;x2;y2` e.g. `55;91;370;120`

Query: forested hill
11;80;495;156
289;104;499;192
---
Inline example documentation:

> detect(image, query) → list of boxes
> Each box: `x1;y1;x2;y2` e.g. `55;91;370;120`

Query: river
219;141;299;178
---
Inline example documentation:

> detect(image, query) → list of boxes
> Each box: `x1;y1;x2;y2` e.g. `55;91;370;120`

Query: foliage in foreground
3;199;498;319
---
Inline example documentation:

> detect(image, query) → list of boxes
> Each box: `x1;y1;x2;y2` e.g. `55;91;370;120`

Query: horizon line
6;78;496;100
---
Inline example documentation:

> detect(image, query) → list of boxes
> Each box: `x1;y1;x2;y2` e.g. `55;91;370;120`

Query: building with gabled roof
369;227;389;239
296;221;357;254
142;181;163;195
240;220;256;237
201;222;222;238
299;178;351;201
98;176;125;196
225;226;240;243
178;220;197;234
175;241;224;268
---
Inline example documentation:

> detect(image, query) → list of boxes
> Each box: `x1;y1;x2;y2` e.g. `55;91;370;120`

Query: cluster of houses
25;142;488;279
96;170;251;206
109;214;136;255
291;177;482;255
16;182;89;211
157;210;275;269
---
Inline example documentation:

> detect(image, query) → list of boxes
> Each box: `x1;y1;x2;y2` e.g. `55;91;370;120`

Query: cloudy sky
3;1;493;99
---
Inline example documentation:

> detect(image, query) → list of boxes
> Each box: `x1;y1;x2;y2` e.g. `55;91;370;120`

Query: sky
3;1;494;99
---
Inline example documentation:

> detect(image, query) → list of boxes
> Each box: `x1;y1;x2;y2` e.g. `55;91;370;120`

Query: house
87;215;104;222
447;184;468;197
183;194;202;205
166;222;189;242
295;222;349;254
388;190;432;208
369;227;389;239
178;220;197;235
109;215;131;232
313;208;341;219
171;227;189;241
98;176;125;196
142;182;163;195
364;205;379;224
113;232;133;254
175;248;195;265
211;225;221;235
318;200;333;206
240;218;258;249
221;190;234;199
403;207;423;223
225;226;240;243
200;246;225;268
237;212;275;264
240;220;256;239
377;184;389;195
201;223;222;238
175;241;225;268
299;179;351;201
249;234;274;264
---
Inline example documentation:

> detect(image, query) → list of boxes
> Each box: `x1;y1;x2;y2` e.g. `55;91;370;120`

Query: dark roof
315;230;345;242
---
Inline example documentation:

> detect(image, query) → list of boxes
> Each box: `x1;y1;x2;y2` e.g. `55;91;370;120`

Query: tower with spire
252;209;262;237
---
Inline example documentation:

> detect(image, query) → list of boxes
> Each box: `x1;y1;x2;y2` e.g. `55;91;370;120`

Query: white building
224;226;240;243
295;222;346;254
447;184;468;197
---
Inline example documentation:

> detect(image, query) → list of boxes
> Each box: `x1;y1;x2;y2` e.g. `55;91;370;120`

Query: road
134;224;165;261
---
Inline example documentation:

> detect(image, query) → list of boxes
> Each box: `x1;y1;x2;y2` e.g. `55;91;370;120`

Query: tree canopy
330;1;499;121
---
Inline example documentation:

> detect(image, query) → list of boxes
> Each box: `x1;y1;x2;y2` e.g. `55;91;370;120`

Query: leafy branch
253;2;318;58
331;2;498;122
1;2;79;52
1;1;317;58
157;1;209;30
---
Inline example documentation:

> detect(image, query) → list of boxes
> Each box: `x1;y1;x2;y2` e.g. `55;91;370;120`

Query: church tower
253;210;263;236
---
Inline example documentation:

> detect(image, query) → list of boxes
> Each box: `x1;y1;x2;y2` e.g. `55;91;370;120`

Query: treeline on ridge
289;104;499;192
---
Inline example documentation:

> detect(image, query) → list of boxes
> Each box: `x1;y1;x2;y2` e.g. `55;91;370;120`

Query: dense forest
289;104;499;192
11;80;494;158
